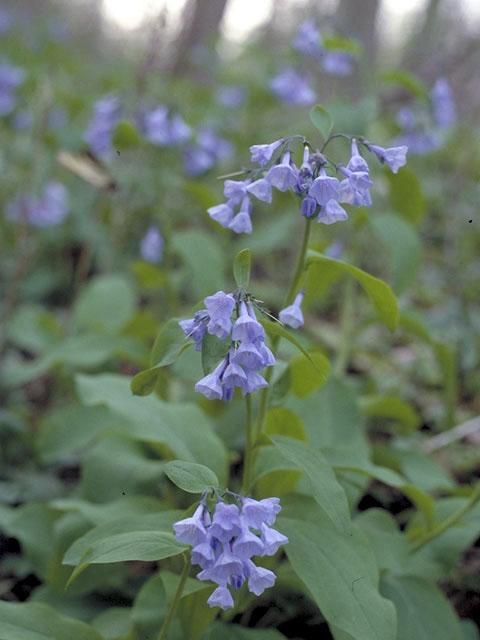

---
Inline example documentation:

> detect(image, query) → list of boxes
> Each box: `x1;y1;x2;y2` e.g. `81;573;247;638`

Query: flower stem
409;484;480;554
156;553;191;640
242;394;254;494
254;217;313;442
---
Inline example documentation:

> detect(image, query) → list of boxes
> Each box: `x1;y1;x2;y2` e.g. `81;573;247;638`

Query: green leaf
271;435;351;533
355;509;412;575
112;120;142;149
306;251;399;331
380;575;463;640
131;573;168;639
179;586;217;640
52;495;167;525
164;460;218;493
91;607;132;639
233;249;251;288
279;496;396;640
369;213;422;294
151;318;194;368
381;70;430;102
201;330;230;375
171;230;225;299
0;601;104;640
66;531;185;586
323;34;363;56
359;394;420;433
309;104;334;142
130;366;162;396
288;350;330;397
202;623;286;639
260;317;329;376
73;274;137;334
265;407;307;441
386;167;425;226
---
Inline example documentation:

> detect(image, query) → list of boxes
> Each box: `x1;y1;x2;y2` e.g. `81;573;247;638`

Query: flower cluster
208;136;407;234
0;60;25;116
6;181;69;227
84;94;122;157
179;291;275;401
392;77;456;155
293;20;357;77
173;495;288;610
270;67;315;106
183;127;233;177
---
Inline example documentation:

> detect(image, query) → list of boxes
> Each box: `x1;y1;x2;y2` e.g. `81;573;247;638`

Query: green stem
255;218;313;442
156;553;191;640
242;394;254;494
333;275;355;377
409;485;480;554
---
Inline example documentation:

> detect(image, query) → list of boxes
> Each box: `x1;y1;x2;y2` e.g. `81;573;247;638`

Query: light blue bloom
207;585;234;609
245;560;276;596
279;291;304;329
309;168;340;205
260;523;289;556
205;291;235;340
267;152;299;192
367;144;408;174
209;502;242;542
249;139;283;167
232;302;266;343
207;201;235;228
173;504;208;546
317;199;349;225
140;226;164;264
246;178;272;203
228;196;253;234
194;359;228;400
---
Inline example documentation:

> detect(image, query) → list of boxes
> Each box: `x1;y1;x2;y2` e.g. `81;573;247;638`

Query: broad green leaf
265;407;307;441
306;251;399;331
151;318;194;367
369;213;422;294
91;607;132;639
201;331;230;375
386;167;425;226
271;435;351;533
381;70;430;102
0;601;104;640
202;623;286;639
7;304;62;354
380;575;463;640
233;249;251;288
130;366;162;396
131;573;168;639
309;104;334;141
73;274;137;334
359;394;420;433
51;496;167;525
112;120;142;149
76;374;228;484
279;496;396;640
260;318;328;376
288;350;330;397
180;586;217;640
164;460;218;493
67;531;185;585
171;230;225;299
323;34;363;56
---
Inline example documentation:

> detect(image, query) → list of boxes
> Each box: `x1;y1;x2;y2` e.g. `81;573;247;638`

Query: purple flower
233;527;264;560
317;199;348;225
322;51;355;76
84;95;121;157
224;179;250;203
243;370;268;395
0;61;25;116
246;178;272;203
228;196;253;234
179;310;208;351
184;145;215;176
232;302;265;342
232;341;264;370
7;182;69;228
279;291;304;329
270;68;315;105
197;128;233;162
140;226;164;263
207;201;235;228
301;195;317;218
204;291;235;340
216;85;246;109
209;502;242;542
173;504;208;546
339;179;371;207
309;168;340;205
431;78;456;129
222;362;247;388
266;152;299;192
245;560;276;596
250;139;283;167
241;497;281;529
143;106;191;146
367;144;408;174
207;585;234;609
191;541;216;569
260;523;289;556
347;140;369;174
195;359;228;400
396;107;416;131
338;166;373;191
293;20;322;58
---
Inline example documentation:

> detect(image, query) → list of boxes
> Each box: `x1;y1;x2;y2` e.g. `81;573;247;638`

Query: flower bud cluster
208;136;407;234
179;291;275;401
173;495;288;610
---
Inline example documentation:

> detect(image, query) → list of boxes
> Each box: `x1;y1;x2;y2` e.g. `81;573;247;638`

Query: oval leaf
233;248;251;289
164;460;218;493
309;104;334;142
151;318;194;368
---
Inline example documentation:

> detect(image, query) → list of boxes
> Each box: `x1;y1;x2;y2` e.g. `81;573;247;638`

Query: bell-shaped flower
232;341;264;370
249;139;283;167
241;497;281;529
309;167;340;205
301;195;317;218
222;361;247;388
347;140;370;174
207;585;234;609
256;342;275;367
266;152;299;192
246;178;272;203
232;526;264;560
367;144;408;174
279;290;305;329
230;573;246;590
338;166;373;191
224;179;250;204
204;291;235;339
194;359;227;400
232;302;266;342
209;502;242;542
243;370;269;395
228;196;253;234
260;523;289;556
317;199;349;225
178;310;208;350
244;559;276;596
207;202;235;228
173;504;208;546
208;549;244;583
191;541;216;569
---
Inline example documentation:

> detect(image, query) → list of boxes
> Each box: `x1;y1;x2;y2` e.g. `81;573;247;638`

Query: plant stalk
156;553;191;640
242;394;254;494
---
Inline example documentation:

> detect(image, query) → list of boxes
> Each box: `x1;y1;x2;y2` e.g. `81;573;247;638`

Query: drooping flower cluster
6;181;69;227
179;291;275;401
84;95;122;157
208;136;407;234
173;495;288;610
293;20;358;77
0;60;25;116
392;77;456;155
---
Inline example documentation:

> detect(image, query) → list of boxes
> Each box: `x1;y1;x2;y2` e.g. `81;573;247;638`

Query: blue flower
431;78;456;129
279;291;304;329
143;106;191;146
267;152;299;192
249;139;283;167
322;51;354;76
232;302;266;343
245;560;276;596
207;201;235;228
228;196;253;234
309;168;340;205
179;310;208;351
317;199;348;225
173;504;208;546
293;20;322;57
241;497;281;529
204;291;235;340
301;195;317;218
195;359;228;400
260;523;289;556
246;178;272;203
232;527;265;560
270;68;315;105
209;502;242;542
207;586;234;610
216;85;246;109
84;95;121;157
140;226;164;264
367;144;408;174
